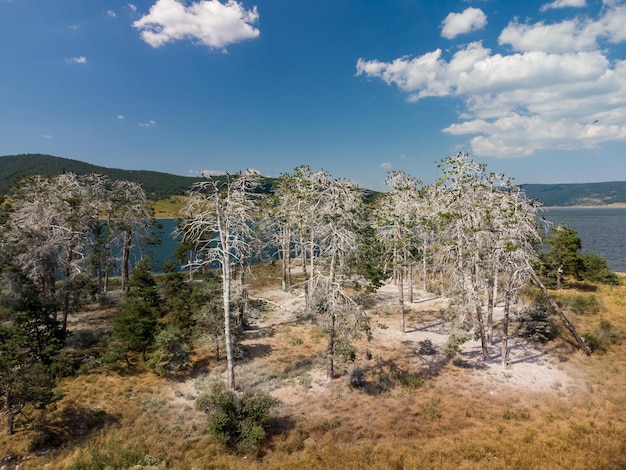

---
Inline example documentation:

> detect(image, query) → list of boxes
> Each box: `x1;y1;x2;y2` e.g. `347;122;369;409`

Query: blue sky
1;0;625;190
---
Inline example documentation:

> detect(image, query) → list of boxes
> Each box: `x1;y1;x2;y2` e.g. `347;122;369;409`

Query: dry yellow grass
2;271;626;469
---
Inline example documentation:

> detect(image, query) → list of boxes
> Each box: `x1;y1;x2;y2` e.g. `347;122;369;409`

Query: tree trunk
121;228;132;291
487;275;494;344
422;241;427;291
326;312;335;380
299;233;309;302
501;289;511;367
215;331;220;361
398;267;405;333
5;391;14;436
223;259;236;390
529;267;592;356
475;303;488;360
281;229;288;291
407;266;414;304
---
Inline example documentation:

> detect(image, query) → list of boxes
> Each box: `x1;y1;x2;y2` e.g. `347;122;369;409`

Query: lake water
543;208;626;273
150;209;626;274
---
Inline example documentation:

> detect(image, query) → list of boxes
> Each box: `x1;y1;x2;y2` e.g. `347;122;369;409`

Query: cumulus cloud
540;0;586;13
357;3;626;158
107;10;117;18
67;56;87;64
380;162;392;169
441;7;487;39
128;3;137;12
133;0;260;50
117;115;125;120
139;119;157;128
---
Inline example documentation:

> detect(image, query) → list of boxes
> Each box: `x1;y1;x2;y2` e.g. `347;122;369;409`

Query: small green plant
290;336;303;346
558;294;602;315
418;339;437;355
196;383;280;454
583;319;624;353
349;367;365;389
516;301;556;343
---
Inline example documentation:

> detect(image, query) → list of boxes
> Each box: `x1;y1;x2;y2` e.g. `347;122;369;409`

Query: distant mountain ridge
1;154;625;206
0;154;208;200
521;182;626;207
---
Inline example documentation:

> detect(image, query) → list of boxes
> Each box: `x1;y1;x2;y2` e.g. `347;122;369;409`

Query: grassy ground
150;195;187;219
1;268;626;469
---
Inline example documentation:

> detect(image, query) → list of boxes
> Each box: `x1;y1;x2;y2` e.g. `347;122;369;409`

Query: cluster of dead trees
178;153;593;391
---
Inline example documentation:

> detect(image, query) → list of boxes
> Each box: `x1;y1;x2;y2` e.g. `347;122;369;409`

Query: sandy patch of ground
162;281;577;422
369;284;573;393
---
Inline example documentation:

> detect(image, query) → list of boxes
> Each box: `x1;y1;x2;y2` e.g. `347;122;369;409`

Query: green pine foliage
146;326;191;377
111;259;162;357
195;382;280;454
0;276;65;435
539;224;619;287
515;301;557;343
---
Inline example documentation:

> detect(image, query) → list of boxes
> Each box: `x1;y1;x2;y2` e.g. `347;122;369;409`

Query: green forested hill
0;154;206;200
1;154;625;206
521;182;626;206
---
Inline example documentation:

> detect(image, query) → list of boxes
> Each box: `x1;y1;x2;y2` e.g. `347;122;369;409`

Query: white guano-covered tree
108;180;154;292
310;173;370;380
6;173;95;332
374;171;424;333
178;171;260;391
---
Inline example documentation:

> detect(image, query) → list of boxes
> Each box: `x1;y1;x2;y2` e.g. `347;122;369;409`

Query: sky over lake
1;0;625;190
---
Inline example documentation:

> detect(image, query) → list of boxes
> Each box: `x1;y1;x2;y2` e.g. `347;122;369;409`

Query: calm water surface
152;210;626;274
543;208;626;273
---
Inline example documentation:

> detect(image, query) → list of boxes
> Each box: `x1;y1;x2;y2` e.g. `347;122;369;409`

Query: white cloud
67;56;87;64
41;134;52;139
357;3;626;158
117;115;125;120
133;0;260;50
499;18;599;53
139;119;157;128
380;162;392;169
201;169;226;177
540;0;586;13
107;10;117;18
441;7;487;39
128;3;137;12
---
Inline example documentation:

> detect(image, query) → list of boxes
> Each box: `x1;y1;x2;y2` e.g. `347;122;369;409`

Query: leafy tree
161;260;196;340
191;272;226;360
541;225;584;289
581;253;620;286
0;278;64;436
111;259;161;359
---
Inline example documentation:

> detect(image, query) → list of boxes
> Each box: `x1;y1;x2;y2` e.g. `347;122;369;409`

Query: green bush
349;367;365;389
581;253;620;286
196;383;280;454
146;327;191;377
557;294;602;315
516;302;557;343
418;339;437;355
584;319;624;353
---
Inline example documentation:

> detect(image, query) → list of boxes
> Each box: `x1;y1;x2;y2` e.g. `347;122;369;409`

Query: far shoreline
544;203;626;209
